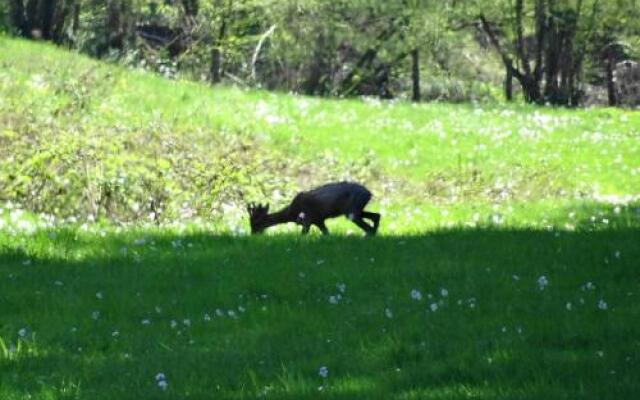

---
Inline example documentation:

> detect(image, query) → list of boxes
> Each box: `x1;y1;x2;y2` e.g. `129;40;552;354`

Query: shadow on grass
0;205;639;399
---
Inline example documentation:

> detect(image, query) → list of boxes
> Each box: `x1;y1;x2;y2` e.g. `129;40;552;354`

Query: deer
247;181;381;235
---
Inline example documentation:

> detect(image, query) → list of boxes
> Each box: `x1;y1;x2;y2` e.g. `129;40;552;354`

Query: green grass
1;225;639;399
1;36;640;399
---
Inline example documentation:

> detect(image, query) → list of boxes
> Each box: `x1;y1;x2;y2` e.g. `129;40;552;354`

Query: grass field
1;36;639;399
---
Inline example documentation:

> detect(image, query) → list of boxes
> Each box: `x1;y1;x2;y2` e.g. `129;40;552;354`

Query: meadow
1;37;639;399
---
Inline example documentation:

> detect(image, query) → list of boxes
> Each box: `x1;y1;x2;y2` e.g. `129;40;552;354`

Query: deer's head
247;202;269;234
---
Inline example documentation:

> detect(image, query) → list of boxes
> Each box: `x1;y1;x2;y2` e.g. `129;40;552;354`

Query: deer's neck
262;207;295;230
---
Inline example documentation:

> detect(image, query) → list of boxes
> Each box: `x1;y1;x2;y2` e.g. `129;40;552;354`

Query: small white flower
614;250;621;259
54;280;63;286
598;299;608;310
91;311;100;320
316;259;325;265
170;320;177;329
566;302;573;311
96;291;103;300
384;308;393;319
537;275;549;290
215;309;224;317
112;330;119;337
582;282;596;291
328;295;339;304
410;289;422;301
155;373;166;381
227;310;237;319
183;319;191;327
203;314;211;321
318;366;329;378
155;306;162;314
440;288;449;297
336;283;346;293
429;303;439;312
298;212;306;220
157;380;168;390
512;275;520;281
18;328;27;338
141;319;151;325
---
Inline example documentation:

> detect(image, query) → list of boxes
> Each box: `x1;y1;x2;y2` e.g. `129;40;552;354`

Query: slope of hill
2;36;640;233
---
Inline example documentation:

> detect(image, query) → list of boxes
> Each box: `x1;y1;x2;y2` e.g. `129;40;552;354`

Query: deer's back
300;182;371;218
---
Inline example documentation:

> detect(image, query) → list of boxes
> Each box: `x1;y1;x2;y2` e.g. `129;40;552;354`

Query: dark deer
247;182;380;235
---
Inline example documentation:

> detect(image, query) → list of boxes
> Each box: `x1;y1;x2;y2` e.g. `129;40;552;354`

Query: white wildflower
429;303;439;312
18;328;27;338
410;289;422;301
384;308;393;319
537;275;549;290
318;366;329;378
582;282;596;291
336;283;346;293
157;379;168;390
598;299;608;310
440;288;448;297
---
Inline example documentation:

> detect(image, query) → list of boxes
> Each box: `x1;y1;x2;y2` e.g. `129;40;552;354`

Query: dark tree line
3;0;639;106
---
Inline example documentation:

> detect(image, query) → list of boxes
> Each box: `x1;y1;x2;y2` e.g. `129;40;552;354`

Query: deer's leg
316;221;329;235
352;218;375;235
361;211;380;233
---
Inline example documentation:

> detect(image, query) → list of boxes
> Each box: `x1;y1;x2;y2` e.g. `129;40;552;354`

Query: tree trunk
25;0;39;37
411;48;420;102
51;0;72;44
71;0;80;38
38;0;57;40
504;67;513;101
606;50;617;106
9;0;28;37
303;32;328;95
210;19;226;83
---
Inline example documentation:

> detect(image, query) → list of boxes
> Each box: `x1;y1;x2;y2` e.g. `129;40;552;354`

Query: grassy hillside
1;36;639;233
1;37;639;399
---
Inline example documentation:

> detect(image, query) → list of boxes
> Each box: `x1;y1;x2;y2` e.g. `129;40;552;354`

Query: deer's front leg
316;221;329;235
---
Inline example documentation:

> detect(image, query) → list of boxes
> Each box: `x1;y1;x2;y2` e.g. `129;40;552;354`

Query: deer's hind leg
351;217;375;235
